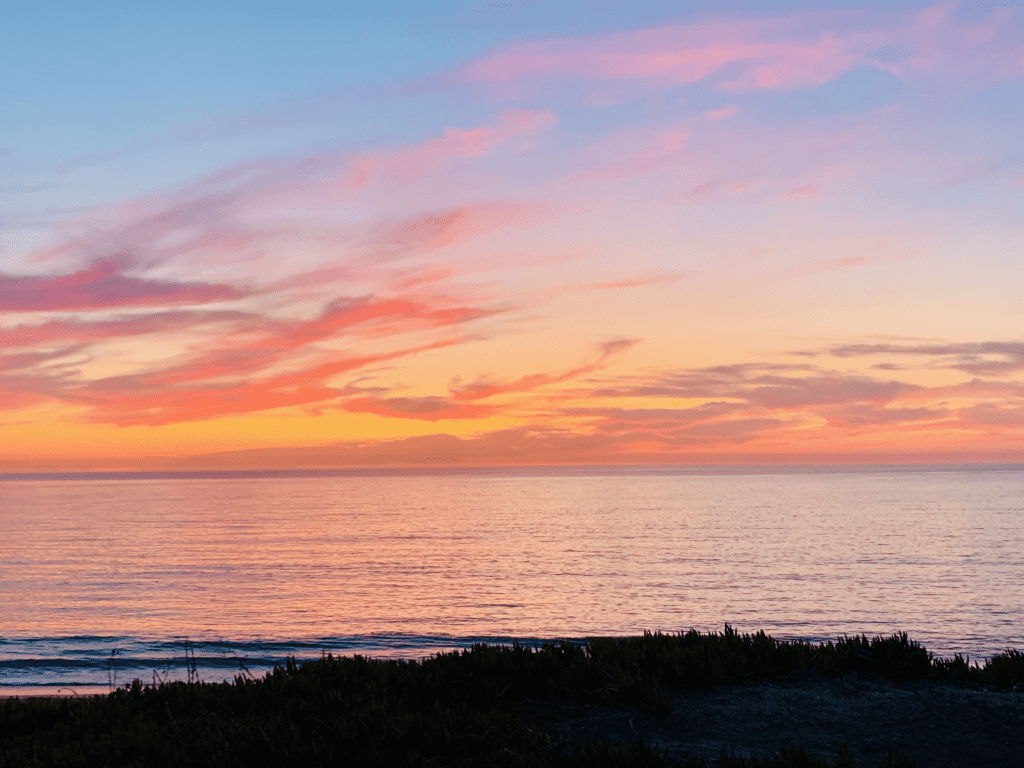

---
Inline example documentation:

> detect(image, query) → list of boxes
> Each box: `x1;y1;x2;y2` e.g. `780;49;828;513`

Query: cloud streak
815;341;1024;376
29;110;559;283
448;3;1023;95
0;258;247;312
450;339;638;401
0;287;504;424
67;337;468;427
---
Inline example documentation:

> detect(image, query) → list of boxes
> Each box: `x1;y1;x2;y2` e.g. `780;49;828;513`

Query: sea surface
2;465;1023;695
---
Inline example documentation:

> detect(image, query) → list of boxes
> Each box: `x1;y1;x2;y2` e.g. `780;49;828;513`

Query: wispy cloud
340;396;494;421
0;258;247;312
450;338;638;401
0;109;573;426
814;340;1024;376
591;362;913;406
0;288;503;424
68;337;468;427
447;3;1023;96
0;310;255;348
28;110;558;280
704;105;740;121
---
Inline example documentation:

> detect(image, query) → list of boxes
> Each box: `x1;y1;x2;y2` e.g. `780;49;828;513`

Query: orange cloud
454;24;860;91
450;339;638;401
173;426;626;469
0;284;504;423
26;334;1021;468
70;338;466;427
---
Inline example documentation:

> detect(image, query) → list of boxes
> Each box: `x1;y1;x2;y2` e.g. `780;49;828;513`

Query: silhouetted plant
2;627;1017;766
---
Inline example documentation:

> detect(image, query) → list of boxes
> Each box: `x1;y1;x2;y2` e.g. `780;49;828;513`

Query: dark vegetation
1;627;1022;767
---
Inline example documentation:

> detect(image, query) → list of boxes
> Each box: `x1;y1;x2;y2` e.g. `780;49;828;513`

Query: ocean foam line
0;633;553;656
0;634;566;689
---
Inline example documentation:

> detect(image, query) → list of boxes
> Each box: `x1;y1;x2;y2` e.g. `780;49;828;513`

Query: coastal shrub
1;628;1015;766
983;648;1024;689
573;626;1020;692
716;744;916;768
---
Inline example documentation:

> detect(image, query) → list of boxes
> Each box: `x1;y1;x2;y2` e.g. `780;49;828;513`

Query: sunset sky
1;0;1022;470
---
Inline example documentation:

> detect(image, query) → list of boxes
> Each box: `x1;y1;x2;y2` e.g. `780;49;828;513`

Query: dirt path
521;675;1024;766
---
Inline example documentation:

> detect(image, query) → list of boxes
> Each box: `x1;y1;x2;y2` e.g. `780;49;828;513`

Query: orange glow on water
3;469;1022;662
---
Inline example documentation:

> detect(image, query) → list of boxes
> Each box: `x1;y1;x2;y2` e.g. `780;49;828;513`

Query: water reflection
1;467;1022;661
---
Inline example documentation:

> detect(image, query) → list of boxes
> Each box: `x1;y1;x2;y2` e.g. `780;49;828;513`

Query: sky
1;0;1022;470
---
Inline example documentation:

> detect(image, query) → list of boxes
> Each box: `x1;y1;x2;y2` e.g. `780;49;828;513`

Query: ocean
2;465;1022;696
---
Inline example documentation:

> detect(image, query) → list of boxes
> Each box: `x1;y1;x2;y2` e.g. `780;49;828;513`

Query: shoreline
1;628;1022;766
3;627;1021;698
0;685;118;699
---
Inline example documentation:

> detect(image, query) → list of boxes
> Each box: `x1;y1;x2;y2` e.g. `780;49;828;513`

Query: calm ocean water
2;465;1023;695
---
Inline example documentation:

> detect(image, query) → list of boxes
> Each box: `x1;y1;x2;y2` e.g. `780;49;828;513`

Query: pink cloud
269;296;501;347
255;202;547;297
0;348;80;373
3;132;547;425
393;269;455;290
32;112;558;280
367;202;550;259
0;311;252;349
339;108;558;189
454;23;861;91
0;258;246;312
448;3;1023;95
79;295;494;401
704;105;739;120
567;127;687;184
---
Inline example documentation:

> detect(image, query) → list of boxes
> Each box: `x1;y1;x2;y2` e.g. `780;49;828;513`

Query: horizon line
3;461;1024;481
